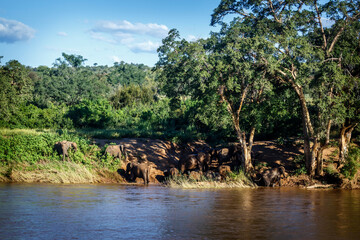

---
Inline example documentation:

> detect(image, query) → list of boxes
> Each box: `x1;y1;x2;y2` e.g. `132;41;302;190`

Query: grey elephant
261;166;286;187
126;162;150;185
104;144;128;161
54;141;78;161
178;149;217;174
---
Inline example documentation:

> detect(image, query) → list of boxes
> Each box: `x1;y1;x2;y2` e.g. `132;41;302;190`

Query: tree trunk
295;87;316;176
316;119;332;176
235;126;253;174
310;138;319;176
219;85;254;174
316;149;323;176
339;123;358;164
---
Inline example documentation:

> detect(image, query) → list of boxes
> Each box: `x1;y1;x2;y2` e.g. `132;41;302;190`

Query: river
0;183;359;239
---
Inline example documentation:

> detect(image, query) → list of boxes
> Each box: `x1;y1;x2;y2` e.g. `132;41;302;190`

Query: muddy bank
1;137;358;188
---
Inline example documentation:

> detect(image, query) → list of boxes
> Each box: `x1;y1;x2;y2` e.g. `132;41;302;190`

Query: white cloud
89;20;168;53
112;56;121;63
57;32;68;37
92;20;169;38
45;46;81;54
0;17;35;43
187;35;198;42
129;40;160;53
89;31;117;44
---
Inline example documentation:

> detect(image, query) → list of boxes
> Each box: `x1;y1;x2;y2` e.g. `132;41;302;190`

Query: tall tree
156;25;273;173
211;0;360;176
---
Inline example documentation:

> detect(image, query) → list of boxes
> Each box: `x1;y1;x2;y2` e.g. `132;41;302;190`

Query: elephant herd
53;141;287;187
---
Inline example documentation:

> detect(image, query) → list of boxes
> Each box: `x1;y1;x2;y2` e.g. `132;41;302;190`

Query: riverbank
0;129;359;188
0;161;125;184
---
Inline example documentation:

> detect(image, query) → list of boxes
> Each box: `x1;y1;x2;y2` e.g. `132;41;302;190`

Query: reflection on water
0;184;359;239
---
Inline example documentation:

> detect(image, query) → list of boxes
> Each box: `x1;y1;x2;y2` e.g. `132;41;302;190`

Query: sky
0;0;222;67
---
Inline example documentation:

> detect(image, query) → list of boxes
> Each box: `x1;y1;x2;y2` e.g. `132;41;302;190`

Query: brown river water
0;183;359;239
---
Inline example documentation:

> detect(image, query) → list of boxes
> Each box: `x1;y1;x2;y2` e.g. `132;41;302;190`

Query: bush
341;146;360;179
0;130;94;166
68;99;116;128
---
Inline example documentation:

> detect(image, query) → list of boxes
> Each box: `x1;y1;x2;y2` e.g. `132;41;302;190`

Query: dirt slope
94;138;354;187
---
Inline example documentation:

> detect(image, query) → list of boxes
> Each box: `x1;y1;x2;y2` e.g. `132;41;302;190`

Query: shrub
341;146;360;179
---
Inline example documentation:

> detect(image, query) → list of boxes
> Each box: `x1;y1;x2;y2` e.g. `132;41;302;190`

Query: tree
332;22;360;164
54;53;87;68
107;61;150;87
34;55;109;107
0;60;34;126
156;25;273;173
211;0;360;176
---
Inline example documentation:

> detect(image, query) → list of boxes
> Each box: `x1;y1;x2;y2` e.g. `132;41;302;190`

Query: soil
94;138;359;188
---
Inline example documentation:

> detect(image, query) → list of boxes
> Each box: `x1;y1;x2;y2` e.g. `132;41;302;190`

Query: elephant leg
144;170;149;185
278;177;282;186
146;169;149;185
130;172;135;182
264;177;270;187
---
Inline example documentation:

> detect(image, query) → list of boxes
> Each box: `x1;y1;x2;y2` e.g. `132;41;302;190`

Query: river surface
0;184;359;240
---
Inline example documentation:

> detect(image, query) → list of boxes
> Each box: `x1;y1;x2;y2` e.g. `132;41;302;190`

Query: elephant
126;162;150;185
54;141;77;161
178;148;217;174
163;167;180;178
216;145;241;166
179;154;198;174
204;170;221;181
261;166;286;187
197;149;217;172
218;165;232;180
104;144;128;161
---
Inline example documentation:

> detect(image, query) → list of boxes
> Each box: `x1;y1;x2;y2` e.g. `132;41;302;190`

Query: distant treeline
0;53;304;143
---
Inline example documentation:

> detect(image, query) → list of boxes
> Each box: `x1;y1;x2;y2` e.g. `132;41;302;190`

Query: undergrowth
0;129;124;182
341;146;360;180
166;170;255;189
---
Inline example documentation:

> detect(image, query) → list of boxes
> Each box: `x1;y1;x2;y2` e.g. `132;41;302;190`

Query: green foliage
0;60;34;126
107;61;151;87
68;99;116;128
293;155;307;176
0;130;84;165
0;103;73;129
109;84;156;109
0;129;123;171
324;164;338;176
55;53;87;68
341;146;360;179
33;64;109;107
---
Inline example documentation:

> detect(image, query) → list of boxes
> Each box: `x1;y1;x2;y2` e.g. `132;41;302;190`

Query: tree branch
236;85;249;119
314;0;327;50
268;0;281;23
328;12;360;53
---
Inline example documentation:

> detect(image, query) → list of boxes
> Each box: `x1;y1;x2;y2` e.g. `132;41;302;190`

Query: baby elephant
126;162;150;185
261;166;286;187
54;141;78;161
105;144;128;161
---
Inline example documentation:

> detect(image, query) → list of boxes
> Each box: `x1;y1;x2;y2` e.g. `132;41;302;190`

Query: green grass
165;170;256;189
0;128;125;183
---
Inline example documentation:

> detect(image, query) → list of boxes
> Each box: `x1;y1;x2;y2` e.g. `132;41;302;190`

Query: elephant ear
72;142;78;151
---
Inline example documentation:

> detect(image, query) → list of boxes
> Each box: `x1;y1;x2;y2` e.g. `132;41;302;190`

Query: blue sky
0;0;221;67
